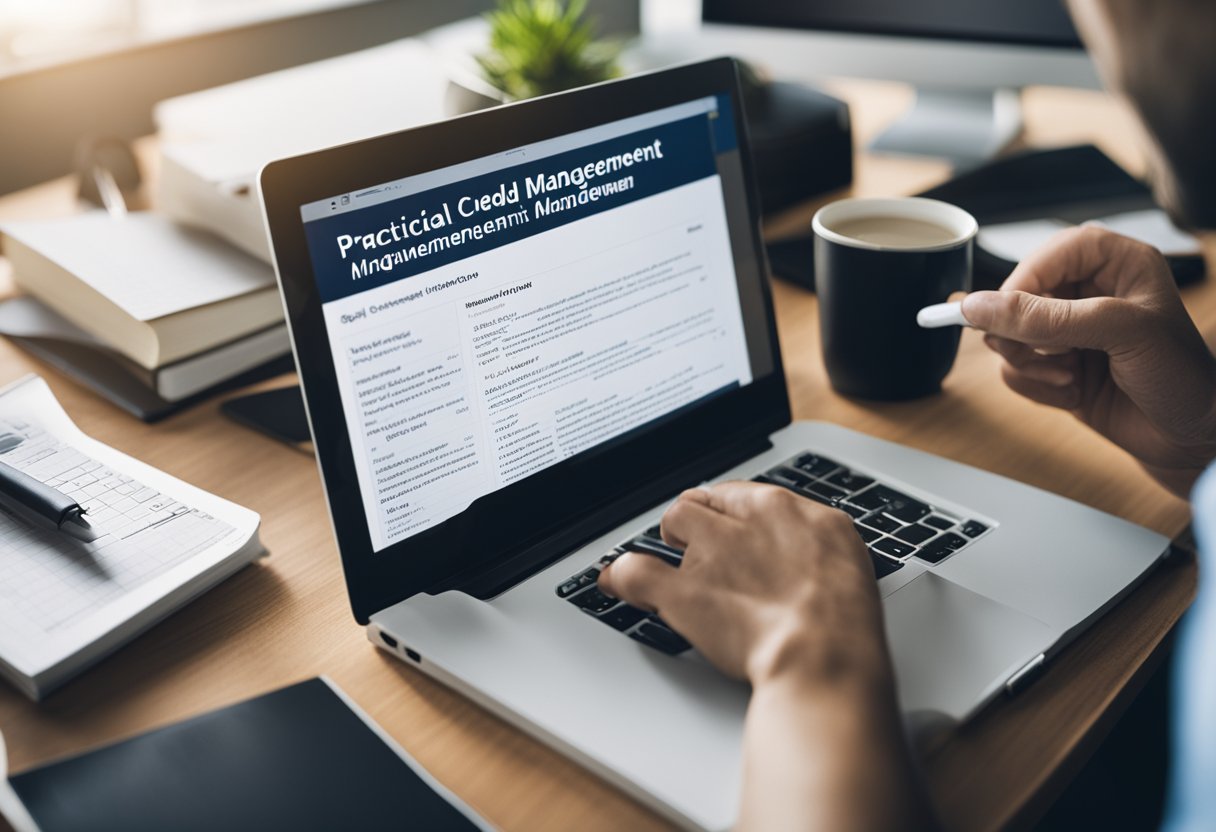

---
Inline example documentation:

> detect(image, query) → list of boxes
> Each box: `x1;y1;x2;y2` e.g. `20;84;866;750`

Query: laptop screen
298;93;773;553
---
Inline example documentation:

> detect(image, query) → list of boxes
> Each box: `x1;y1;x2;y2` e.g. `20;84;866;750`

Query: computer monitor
697;0;1101;167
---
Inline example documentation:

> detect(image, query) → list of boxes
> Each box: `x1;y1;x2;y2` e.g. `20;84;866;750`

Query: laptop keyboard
556;451;993;656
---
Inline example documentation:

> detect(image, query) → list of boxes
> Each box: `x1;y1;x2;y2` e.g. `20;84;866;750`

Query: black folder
8;678;487;832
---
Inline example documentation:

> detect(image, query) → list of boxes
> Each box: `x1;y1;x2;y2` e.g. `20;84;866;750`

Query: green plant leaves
477;0;622;101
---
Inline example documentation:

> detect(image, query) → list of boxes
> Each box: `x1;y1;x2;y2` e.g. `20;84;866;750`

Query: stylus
623;537;684;568
917;301;972;329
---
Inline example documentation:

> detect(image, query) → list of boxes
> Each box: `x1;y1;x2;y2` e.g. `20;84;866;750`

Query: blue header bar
303;109;725;304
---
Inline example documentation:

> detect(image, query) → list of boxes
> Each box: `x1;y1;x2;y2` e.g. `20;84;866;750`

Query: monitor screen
702;0;1082;49
299;94;771;552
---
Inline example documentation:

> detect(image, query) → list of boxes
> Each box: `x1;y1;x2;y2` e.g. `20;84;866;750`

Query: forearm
737;667;939;832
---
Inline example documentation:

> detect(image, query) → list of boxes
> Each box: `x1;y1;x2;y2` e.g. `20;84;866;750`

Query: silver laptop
259;59;1170;831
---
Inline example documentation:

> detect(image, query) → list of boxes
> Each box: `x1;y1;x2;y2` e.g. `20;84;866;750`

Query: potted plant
445;0;622;113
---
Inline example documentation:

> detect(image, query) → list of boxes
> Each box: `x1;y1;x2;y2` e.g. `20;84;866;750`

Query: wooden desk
0;80;1205;831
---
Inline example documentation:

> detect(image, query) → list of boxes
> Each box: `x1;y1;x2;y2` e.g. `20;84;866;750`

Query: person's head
1068;0;1216;230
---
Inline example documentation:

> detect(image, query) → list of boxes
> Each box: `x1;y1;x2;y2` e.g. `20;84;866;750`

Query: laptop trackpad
884;572;1055;723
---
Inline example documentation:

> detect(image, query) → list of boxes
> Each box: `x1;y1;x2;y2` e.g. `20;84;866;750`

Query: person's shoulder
1192;464;1216;511
1190;464;1216;561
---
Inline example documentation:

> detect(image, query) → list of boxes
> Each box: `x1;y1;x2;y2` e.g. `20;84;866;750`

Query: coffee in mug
812;197;977;400
829;216;960;248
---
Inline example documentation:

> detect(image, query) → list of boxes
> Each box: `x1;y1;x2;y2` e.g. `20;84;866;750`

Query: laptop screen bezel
260;58;789;623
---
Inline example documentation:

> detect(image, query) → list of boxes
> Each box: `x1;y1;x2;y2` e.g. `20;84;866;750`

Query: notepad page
0;421;236;633
0;376;261;682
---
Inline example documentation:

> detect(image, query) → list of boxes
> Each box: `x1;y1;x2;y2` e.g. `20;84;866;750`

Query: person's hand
962;226;1216;497
598;482;891;688
598;484;938;831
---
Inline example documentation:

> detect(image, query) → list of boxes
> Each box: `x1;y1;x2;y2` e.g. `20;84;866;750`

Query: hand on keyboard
597;480;892;688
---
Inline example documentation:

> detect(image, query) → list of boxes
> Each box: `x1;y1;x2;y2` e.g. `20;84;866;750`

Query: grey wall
0;0;639;196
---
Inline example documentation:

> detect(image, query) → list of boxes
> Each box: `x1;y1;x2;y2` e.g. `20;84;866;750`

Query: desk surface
0;79;1205;832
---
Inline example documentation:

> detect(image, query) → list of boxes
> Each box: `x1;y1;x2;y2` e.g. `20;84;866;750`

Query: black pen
0;459;99;542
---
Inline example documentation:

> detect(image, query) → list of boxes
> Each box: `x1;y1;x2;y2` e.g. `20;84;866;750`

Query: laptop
259;59;1170;831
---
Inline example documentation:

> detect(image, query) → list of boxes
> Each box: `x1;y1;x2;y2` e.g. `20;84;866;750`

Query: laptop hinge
443;430;774;600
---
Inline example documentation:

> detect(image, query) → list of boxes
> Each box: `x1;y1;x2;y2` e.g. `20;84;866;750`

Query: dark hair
1102;0;1216;229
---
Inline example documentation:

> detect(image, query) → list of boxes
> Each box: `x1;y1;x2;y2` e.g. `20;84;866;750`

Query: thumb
597;552;679;612
962;290;1127;351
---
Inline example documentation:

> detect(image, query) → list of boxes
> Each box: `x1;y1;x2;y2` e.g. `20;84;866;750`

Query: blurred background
0;0;652;194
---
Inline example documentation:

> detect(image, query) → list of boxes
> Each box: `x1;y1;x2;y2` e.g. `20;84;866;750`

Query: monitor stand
869;87;1023;170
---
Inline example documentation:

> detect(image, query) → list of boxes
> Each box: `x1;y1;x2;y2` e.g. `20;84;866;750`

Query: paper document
0;376;262;697
1091;208;1202;256
0;212;274;322
976;218;1070;264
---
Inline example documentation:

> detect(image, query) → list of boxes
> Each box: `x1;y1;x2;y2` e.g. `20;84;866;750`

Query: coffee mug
812;197;977;400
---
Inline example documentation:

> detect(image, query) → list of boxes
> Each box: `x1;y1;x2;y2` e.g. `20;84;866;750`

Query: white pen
917;301;971;329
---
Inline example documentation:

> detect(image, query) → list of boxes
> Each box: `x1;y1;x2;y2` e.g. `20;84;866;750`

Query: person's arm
741;662;932;831
961;225;1216;497
598;484;938;831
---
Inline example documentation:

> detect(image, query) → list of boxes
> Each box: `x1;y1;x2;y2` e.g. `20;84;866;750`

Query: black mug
813;197;977;400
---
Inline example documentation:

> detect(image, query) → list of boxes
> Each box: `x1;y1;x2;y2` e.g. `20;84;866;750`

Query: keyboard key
599;549;625;566
918;533;968;564
825;470;875;493
870;551;904;579
806;482;848;502
861;513;901;533
894;524;936;545
760;469;805;492
838;502;867;519
556;567;600;597
883;498;930;524
771;466;813;487
793;454;840;478
645;524;661;539
873;537;916;559
849;485;930;523
600;604;649;631
802;490;835;508
570;587;618;614
923;515;956;530
961;520;989;538
856;525;881;544
849;487;891;511
630;621;691;655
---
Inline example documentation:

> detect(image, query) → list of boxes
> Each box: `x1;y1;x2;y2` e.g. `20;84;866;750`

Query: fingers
659;493;734;549
682;480;796;519
1000;363;1082;411
1001;225;1167;298
597;552;680;612
961;289;1131;351
960;225;1171;351
983;335;1076;386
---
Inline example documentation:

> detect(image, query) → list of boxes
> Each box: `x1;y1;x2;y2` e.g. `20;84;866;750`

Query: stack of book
0;211;291;420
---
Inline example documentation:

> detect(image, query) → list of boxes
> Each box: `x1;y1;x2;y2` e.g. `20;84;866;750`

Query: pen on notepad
0;459;99;542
